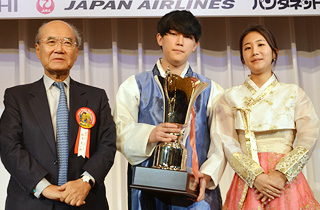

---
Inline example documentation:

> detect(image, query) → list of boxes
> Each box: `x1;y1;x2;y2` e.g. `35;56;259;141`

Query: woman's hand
254;171;286;203
268;171;286;189
253;173;283;200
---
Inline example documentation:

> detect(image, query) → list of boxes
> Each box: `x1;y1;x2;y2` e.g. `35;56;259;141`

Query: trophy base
131;166;198;207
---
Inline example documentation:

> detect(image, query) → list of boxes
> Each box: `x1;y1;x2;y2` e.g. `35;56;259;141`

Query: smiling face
157;30;198;73
35;20;79;81
242;31;275;77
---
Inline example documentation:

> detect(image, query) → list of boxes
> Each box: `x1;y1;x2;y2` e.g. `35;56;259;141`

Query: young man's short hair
157;10;202;43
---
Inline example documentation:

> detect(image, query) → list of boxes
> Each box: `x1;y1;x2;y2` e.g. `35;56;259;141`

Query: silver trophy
153;68;209;171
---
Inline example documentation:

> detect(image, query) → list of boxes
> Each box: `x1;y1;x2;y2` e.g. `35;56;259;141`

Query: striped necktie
54;82;69;186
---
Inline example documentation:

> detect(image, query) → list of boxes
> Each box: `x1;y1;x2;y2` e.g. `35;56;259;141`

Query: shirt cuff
82;171;95;186
33;178;51;198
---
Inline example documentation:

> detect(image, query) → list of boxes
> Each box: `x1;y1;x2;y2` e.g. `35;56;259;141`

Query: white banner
0;0;319;19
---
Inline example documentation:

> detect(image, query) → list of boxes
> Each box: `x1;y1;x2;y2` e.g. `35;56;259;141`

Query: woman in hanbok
216;24;320;209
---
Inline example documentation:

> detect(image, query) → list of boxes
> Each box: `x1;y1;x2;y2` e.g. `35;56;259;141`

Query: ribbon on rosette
74;107;96;158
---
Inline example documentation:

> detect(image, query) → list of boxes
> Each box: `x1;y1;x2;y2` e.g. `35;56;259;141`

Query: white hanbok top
214;74;319;186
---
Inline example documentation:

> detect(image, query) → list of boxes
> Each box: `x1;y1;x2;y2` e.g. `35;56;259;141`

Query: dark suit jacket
0;78;117;210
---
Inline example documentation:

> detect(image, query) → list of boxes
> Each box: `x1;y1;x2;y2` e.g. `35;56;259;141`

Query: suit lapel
29;78;56;154
69;79;88;152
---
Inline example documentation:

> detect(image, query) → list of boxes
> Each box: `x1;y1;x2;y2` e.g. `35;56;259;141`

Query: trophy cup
131;68;209;206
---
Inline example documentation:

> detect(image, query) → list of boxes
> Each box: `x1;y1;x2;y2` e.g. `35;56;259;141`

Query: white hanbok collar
245;74;277;100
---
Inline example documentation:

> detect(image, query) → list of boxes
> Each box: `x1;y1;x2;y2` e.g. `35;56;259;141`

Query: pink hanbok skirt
223;152;320;210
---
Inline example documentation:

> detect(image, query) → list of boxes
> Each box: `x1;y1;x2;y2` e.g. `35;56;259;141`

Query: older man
0;20;116;209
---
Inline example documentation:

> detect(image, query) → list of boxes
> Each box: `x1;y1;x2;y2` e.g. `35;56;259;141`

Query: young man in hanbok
114;10;225;210
216;24;320;209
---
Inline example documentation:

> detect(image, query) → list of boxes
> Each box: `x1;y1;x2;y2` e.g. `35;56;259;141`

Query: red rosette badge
74;107;96;158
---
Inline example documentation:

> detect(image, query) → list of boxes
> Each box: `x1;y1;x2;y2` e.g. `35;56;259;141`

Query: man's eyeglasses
38;37;78;49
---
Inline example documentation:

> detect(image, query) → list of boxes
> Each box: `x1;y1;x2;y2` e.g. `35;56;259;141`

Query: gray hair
35;20;82;47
